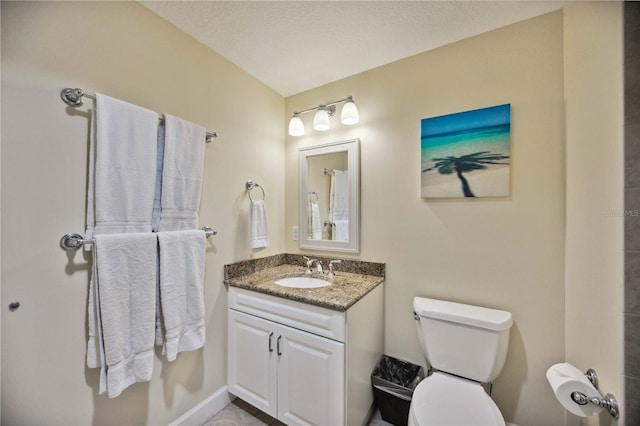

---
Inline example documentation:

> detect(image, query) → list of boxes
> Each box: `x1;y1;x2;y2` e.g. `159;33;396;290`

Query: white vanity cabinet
228;285;383;426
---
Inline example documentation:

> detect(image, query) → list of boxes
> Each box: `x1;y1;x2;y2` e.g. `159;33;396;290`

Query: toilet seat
408;372;505;426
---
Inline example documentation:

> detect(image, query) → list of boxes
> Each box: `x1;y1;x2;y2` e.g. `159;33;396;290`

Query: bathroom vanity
225;255;384;426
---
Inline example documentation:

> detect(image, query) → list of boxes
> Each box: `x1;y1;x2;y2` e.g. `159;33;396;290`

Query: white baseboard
170;385;232;426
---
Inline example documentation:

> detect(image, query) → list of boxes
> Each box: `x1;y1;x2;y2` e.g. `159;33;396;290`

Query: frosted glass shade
288;115;305;136
313;109;331;131
341;101;359;125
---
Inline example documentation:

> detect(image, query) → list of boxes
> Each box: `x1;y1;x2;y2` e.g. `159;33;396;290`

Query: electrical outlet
292;226;299;241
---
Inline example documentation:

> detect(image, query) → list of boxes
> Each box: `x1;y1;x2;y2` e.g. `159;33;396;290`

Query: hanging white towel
86;268;105;391
249;200;270;249
151;124;165;233
157;230;207;361
85;94;159;250
89;233;158;398
309;202;322;239
158;114;206;232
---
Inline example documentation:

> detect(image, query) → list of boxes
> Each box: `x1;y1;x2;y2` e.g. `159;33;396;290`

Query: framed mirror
299;138;360;253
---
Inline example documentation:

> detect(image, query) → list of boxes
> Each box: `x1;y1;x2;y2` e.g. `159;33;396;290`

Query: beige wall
564;2;624;425
1;2;284;424
285;12;567;425
1;2;626;426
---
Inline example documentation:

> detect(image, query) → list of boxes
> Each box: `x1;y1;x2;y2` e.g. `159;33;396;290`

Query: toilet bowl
408;372;505;426
410;297;513;426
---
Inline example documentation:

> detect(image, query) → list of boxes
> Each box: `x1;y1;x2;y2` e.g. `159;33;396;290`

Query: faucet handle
303;256;315;275
327;260;342;277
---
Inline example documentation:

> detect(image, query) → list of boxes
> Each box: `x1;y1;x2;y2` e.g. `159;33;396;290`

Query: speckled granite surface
224;254;385;311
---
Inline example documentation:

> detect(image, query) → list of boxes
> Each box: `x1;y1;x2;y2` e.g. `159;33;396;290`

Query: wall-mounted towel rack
246;180;265;201
59;226;217;252
60;88;218;143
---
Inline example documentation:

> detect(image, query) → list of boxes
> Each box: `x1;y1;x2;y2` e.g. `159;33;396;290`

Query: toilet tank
413;297;513;383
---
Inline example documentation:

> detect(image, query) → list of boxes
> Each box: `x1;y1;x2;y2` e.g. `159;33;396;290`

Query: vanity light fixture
313;107;332;131
288;96;359;136
288;114;305;136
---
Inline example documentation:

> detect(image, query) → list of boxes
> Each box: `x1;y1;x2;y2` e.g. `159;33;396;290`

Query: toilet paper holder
570;368;619;419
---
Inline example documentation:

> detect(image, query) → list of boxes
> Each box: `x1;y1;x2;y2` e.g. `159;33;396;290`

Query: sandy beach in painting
421;164;510;198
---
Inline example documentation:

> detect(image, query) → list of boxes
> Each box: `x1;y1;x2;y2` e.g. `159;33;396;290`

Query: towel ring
246;180;265;201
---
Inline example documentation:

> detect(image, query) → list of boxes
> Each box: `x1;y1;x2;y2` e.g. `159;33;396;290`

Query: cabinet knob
268;332;274;352
277;335;282;356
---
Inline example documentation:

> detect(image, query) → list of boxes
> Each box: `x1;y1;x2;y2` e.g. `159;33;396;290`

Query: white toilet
409;297;513;426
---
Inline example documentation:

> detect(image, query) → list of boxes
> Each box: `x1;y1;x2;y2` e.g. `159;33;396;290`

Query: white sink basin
273;276;331;289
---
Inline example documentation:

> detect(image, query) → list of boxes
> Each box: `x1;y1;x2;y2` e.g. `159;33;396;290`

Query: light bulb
341;100;359;125
313;108;331;131
288;115;305;136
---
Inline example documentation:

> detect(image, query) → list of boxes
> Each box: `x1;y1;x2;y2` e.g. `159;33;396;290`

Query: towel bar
60;88;218;143
59;226;217;251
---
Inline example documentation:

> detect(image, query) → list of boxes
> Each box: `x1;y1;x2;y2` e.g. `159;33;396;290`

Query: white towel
151;124;165;233
157;230;206;361
249;200;270;249
158;114;206;232
89;233;158;398
309;202;322;239
85;94;159;250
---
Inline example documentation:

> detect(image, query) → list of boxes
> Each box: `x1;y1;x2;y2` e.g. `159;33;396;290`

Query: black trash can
371;355;424;426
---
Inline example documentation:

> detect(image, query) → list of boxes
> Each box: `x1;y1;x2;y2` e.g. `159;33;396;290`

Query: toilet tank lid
414;297;513;331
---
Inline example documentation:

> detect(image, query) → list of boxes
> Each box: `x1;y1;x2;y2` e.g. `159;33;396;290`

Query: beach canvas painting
421;104;511;198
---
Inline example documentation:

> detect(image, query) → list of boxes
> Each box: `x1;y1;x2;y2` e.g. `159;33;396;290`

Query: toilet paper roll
546;363;603;417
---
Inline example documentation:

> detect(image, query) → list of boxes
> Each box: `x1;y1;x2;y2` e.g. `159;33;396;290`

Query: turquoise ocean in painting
421;104;511;198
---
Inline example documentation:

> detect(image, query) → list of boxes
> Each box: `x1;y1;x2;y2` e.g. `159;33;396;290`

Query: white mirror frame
299;138;360;253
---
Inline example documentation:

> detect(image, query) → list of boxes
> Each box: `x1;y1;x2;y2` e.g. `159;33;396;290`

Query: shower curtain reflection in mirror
328;170;348;241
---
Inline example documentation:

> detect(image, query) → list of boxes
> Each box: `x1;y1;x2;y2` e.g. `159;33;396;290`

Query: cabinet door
277;324;345;426
228;309;278;417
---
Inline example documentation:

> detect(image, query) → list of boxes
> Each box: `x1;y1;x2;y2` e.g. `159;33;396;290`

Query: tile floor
202;398;394;426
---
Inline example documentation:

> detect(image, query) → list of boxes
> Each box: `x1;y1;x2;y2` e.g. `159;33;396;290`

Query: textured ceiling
140;1;564;97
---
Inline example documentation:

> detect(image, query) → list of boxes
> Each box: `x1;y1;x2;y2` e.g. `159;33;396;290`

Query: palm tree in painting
422;151;510;197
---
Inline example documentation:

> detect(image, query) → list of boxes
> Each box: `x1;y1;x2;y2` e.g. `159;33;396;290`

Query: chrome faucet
303;256;316;275
327;260;342;277
303;256;324;276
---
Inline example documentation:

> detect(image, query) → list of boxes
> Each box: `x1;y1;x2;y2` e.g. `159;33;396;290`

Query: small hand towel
90;232;158;398
249;200;270;249
309;202;322;240
157;230;207;361
85;94;159;249
158;114;206;232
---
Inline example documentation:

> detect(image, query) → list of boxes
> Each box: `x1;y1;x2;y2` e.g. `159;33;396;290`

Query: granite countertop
224;254;385;312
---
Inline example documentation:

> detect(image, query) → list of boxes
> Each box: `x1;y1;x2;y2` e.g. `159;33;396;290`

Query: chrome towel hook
246;180;265;201
61;88;88;107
